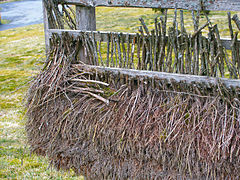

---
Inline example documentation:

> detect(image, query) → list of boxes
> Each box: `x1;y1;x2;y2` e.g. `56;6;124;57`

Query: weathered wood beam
49;29;136;42
49;29;239;50
42;0;50;54
74;64;240;89
63;0;240;11
76;6;96;31
76;6;96;64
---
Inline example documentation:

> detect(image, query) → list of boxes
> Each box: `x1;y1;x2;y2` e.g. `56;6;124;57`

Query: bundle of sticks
28;1;240;177
26;28;240;178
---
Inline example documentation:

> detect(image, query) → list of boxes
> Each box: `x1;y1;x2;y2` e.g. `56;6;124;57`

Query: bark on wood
232;14;240;31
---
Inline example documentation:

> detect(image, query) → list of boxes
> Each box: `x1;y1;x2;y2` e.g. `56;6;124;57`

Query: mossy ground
0;7;239;179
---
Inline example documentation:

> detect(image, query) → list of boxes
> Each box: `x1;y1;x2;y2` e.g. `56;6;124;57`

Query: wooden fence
43;0;240;87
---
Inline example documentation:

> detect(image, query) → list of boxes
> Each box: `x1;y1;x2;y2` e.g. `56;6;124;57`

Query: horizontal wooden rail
49;29;239;50
49;29;136;42
74;64;240;89
63;0;240;11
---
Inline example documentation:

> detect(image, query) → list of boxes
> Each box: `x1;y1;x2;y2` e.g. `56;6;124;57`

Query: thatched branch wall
26;32;240;179
27;1;240;179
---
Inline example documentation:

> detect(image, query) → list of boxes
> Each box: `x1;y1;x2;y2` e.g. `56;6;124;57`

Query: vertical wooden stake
42;0;50;54
76;6;96;64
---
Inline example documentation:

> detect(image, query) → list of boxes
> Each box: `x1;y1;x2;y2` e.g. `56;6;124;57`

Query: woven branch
27;4;240;179
26;32;240;179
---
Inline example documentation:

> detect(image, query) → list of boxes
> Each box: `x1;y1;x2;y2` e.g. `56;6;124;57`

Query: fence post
42;0;50;54
76;6;96;64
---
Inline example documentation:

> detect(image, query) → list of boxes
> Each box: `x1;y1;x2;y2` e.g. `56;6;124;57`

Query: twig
71;79;109;86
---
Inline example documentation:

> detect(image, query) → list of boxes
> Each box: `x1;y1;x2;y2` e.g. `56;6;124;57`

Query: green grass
0;19;10;25
0;0;23;4
0;24;81;179
0;7;239;179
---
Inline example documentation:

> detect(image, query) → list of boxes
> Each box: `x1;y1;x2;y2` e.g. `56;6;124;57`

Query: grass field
0;24;81;179
0;7;239;179
0;0;22;4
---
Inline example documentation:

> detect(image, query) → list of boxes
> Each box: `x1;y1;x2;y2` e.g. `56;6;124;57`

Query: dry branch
28;5;240;179
71;78;109;86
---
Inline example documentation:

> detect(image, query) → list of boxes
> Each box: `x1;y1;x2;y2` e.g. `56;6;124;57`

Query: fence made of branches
26;0;240;179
